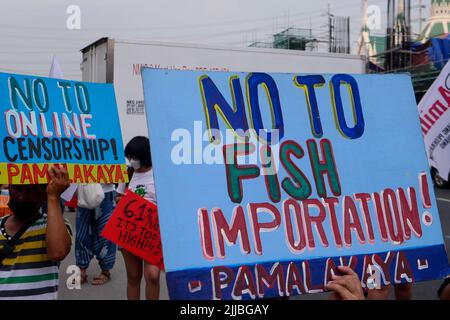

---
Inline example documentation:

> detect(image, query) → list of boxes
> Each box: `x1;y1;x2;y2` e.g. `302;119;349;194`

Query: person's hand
327;266;365;300
46;166;70;200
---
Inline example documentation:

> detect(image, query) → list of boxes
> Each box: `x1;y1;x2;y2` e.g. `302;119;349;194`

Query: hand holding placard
0;72;127;184
101;191;164;270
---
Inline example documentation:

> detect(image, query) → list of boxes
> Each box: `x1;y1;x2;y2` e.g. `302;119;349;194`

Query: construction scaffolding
329;16;351;54
367;48;446;99
249;27;318;51
273;28;317;50
364;0;449;101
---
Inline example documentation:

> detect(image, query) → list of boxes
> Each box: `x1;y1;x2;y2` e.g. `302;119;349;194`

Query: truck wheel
432;170;449;188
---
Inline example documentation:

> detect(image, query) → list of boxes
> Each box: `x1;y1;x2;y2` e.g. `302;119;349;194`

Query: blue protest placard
0;72;127;184
141;69;450;300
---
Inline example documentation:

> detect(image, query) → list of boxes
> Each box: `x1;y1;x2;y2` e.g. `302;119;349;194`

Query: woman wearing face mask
117;136;160;300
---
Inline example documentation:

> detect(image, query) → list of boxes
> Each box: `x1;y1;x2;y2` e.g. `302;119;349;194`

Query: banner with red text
0;72;127;184
417;61;450;185
142;69;450;300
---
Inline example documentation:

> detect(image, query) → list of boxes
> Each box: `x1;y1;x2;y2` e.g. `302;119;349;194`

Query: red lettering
302;199;329;249
7;164;20;184
343;196;366;246
372;252;395;285
395;251;414;283
114;165;125;182
20;164;33;184
420;172;432;208
212;206;251;258
354;193;375;243
32;164;49;183
256;263;285;298
283;199;307;254
398;187;422;239
96;166;107;183
198;208;214;261
103;165;115;181
212;266;234;300
323;197;343;247
72;165;84;183
324;258;339;284
438;86;450;106
249;203;281;255
420;117;431;135
383;189;404;244
232;266;256;300
429;100;447;121
83;165;96;183
285;262;305;296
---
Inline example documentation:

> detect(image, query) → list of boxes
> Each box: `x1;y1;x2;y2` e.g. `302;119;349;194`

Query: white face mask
129;159;141;170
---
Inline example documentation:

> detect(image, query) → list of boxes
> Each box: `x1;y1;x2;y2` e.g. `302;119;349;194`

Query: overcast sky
0;0;429;80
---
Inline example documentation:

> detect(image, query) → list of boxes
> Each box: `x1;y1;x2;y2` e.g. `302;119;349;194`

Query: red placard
101;191;164;270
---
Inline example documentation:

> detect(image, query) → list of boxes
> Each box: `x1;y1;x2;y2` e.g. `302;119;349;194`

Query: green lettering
75;83;91;114
223;143;260;203
9;76;32;110
280;140;312;200
307;139;341;197
58;81;73;112
33;78;49;112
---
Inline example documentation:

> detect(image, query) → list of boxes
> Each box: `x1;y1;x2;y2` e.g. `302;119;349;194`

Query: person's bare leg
121;250;143;300
144;262;160;300
366;285;390;300
79;268;87;284
395;283;412;300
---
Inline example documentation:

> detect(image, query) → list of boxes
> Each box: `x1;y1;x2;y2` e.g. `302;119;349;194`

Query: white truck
80;37;366;144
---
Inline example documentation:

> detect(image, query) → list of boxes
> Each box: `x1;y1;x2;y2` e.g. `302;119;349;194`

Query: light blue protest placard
142;69;450;300
0;72;127;184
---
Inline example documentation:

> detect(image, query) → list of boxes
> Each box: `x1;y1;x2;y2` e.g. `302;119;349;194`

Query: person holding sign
116;136;160;300
0;166;72;300
327;266;365;300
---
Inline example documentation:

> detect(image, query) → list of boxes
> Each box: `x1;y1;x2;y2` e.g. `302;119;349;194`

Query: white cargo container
81;37;366;144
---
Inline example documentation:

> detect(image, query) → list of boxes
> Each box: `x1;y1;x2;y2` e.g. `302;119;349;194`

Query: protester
117;136;160;300
75;183;117;285
0;166;72;300
326;265;365;300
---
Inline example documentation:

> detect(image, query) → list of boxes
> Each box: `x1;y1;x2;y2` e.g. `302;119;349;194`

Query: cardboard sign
417;61;450;183
141;69;450;300
101;190;164;270
0;72;127;184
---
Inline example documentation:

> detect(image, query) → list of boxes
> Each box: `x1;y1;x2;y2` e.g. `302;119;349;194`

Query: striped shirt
0;214;72;300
